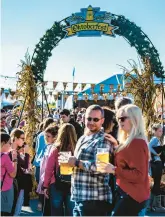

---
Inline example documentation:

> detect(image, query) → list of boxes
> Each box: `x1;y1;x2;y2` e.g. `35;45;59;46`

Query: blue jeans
34;166;40;184
112;187;147;216
73;200;112;216
49;183;74;216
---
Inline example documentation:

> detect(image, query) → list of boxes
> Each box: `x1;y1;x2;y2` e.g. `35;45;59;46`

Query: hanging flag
53;94;58;101
81;83;86;91
10;91;16;96
43;81;48;86
72;67;75;77
103;94;108;101
74;94;78;102
53;81;58;89
5;92;9;99
64;94;69;101
91;84;95;93
84;94;88;102
73;83;78;90
100;84;104;94
117;84;121;91
63;82;68;90
93;94;98;102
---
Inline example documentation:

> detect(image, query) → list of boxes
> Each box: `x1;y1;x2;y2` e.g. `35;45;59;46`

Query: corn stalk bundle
16;52;40;198
124;59;160;139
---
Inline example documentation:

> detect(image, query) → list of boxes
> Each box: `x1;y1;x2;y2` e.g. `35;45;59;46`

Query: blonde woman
43;123;77;216
97;104;150;216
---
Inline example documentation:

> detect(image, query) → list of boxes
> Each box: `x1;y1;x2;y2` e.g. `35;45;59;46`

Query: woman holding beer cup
97;104;150;216
43;123;77;216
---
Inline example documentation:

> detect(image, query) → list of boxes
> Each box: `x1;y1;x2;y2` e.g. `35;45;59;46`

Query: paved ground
21;199;165;216
21;200;42;216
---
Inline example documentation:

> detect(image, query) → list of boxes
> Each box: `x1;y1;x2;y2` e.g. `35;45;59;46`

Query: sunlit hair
115;97;132;111
10;128;24;141
152;123;162;134
116;104;147;153
45;125;59;138
86;104;104;118
55;123;77;154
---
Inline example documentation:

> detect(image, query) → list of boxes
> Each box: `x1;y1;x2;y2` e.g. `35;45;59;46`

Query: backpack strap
1;153;7;189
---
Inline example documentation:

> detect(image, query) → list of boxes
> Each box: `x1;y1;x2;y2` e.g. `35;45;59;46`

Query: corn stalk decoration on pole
16;51;40;197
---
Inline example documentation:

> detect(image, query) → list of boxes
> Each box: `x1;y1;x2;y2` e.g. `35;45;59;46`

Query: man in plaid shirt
68;105;114;216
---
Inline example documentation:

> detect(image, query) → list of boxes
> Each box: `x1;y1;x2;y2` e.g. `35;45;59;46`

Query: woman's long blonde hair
55;123;77;154
116;104;147;153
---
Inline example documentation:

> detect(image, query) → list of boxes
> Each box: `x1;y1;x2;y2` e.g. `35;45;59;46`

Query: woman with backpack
43;123;77;216
0;132;17;216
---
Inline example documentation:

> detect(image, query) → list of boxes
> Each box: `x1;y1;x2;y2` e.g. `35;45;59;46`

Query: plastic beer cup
60;151;73;175
96;148;109;172
96;148;109;163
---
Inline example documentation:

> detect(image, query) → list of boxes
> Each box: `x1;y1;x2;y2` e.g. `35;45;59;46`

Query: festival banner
73;83;78;90
53;81;58;89
63;82;68;90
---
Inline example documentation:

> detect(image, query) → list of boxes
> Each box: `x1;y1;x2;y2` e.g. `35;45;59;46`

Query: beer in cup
59;151;72;175
96;148;109;172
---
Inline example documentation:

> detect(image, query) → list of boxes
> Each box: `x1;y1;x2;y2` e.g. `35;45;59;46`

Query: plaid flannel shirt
71;130;114;203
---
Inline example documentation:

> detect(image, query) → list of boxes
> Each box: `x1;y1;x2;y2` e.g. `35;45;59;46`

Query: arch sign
63;6;118;37
30;5;164;83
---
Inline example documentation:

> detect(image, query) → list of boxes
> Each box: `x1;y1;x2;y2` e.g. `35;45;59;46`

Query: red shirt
0;153;14;191
115;138;150;203
43;148;59;188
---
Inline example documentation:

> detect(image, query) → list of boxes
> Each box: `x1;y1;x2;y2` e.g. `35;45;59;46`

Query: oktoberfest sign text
63;5;118;38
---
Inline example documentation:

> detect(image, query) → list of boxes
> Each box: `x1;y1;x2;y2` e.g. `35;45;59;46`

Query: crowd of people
0;97;165;216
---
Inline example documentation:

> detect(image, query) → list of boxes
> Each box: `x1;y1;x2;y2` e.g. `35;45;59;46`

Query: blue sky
2;0;165;84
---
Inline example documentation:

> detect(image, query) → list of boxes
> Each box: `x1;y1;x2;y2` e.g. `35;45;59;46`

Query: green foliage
112;15;164;78
30;15;164;83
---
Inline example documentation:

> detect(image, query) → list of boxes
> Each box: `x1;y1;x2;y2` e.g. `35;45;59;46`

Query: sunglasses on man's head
87;117;102;122
117;116;129;122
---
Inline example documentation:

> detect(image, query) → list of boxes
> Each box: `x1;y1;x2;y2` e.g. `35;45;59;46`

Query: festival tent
79;74;165;96
79;74;124;95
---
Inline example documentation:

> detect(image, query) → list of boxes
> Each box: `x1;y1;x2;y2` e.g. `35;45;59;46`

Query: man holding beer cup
66;105;115;216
